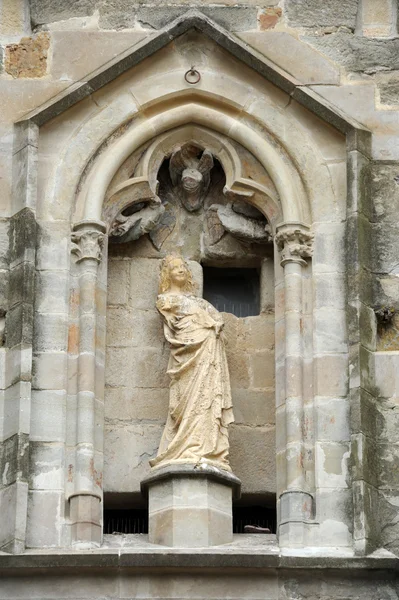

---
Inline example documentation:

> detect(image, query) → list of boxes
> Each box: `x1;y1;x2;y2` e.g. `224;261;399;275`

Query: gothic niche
107;142;273;263
102;135;277;513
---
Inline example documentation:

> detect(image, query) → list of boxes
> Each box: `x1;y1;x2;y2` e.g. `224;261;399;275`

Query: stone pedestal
141;465;241;547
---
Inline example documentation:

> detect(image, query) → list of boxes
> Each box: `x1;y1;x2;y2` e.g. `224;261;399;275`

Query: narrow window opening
202;267;260;318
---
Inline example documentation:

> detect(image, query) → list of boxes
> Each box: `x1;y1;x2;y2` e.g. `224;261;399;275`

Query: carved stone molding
275;222;313;267
71;220;106;264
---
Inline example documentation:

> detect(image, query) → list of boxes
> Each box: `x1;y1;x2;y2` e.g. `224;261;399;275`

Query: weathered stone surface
306;32;399;73
5;33;49;79
378;73;399;107
258;7;282;31
240;31;340;85
104;422;163;492
285;0;358;28
29;0;96;27
50;31;147;81
98;0;136;29
229;425;275;494
137;6;258;31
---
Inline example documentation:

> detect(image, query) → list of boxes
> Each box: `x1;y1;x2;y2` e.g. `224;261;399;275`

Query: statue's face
169;258;188;288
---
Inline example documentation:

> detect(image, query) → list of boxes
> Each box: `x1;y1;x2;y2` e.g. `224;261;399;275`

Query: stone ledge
0;543;397;573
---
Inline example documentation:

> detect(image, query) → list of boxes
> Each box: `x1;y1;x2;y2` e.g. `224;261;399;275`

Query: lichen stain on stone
5;32;50;79
67;464;74;483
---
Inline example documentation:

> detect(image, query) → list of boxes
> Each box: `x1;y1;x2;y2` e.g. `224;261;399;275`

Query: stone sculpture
169;144;214;212
150;255;234;471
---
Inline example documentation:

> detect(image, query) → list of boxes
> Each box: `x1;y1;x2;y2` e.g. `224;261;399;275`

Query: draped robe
150;292;234;471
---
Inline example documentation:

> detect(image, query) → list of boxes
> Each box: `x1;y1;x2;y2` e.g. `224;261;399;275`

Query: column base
278;490;317;548
69;494;102;547
141;464;241;548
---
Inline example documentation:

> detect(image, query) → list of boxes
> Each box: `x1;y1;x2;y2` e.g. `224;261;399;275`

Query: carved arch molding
67;99;316;548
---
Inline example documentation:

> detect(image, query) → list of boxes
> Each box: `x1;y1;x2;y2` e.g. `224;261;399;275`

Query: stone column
69;220;106;547
275;222;315;547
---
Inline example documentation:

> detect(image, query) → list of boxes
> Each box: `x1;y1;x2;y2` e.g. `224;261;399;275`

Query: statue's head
158;255;196;294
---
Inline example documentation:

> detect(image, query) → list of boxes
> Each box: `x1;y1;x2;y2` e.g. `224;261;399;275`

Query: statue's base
141;464;241;547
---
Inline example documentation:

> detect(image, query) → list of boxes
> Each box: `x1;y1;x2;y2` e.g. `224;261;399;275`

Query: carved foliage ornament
275;225;314;266
71;225;105;263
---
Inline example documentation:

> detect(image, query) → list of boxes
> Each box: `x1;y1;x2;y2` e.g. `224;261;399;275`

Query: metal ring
184;68;201;85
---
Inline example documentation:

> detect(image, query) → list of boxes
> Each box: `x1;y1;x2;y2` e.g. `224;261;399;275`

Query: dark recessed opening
103;503;276;535
203;267;260;318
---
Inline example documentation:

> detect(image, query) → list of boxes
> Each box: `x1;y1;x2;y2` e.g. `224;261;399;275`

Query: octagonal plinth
141;464;241;547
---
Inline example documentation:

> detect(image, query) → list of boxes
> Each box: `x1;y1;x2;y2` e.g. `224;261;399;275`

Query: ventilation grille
104;506;276;535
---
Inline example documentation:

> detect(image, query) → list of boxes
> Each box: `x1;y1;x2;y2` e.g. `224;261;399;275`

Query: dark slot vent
104;509;148;534
103;505;276;535
233;506;276;534
203;267;260;318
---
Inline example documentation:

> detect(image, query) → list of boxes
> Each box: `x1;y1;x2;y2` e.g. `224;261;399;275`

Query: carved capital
71;220;106;264
275;222;313;267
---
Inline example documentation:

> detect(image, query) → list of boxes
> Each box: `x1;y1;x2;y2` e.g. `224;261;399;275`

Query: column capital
71;220;106;264
275;222;314;267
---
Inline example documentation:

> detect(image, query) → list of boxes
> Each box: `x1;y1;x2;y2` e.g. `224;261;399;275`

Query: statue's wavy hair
158;255;196;294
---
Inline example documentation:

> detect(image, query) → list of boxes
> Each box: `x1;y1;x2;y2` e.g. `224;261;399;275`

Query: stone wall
104;254;276;500
0;0;399;570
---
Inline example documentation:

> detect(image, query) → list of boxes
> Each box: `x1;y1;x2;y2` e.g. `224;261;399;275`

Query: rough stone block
314;308;347;354
5;33;49;79
107;259;130;306
315;441;350;488
232;388;275;426
29;442;64;491
314;396;350;442
136;6;258;31
105;346;169;388
35;270;69;314
30;390;66;442
250;351;275;388
0;483;16;550
239;31;340;85
305;32;399;74
229;425;275;494
33;312;68;353
285;0;358;28
32;351;67;391
104;422;164;492
9;208;36;268
312;222;346;273
243;316;274;351
0;219;9;270
36;220;70;271
51;31;147;81
104;386;169;422
30;0;96;27
26;490;62;548
314;354;349;398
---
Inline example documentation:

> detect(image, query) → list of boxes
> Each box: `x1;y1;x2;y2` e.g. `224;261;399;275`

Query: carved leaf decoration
206;206;225;245
217;203;272;244
149;203;176;250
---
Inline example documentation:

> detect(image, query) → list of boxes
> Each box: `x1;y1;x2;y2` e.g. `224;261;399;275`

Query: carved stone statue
150;256;234;471
169;144;214;212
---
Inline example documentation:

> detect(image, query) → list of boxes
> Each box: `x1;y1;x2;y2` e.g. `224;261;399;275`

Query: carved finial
275;223;313;266
71;221;106;264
